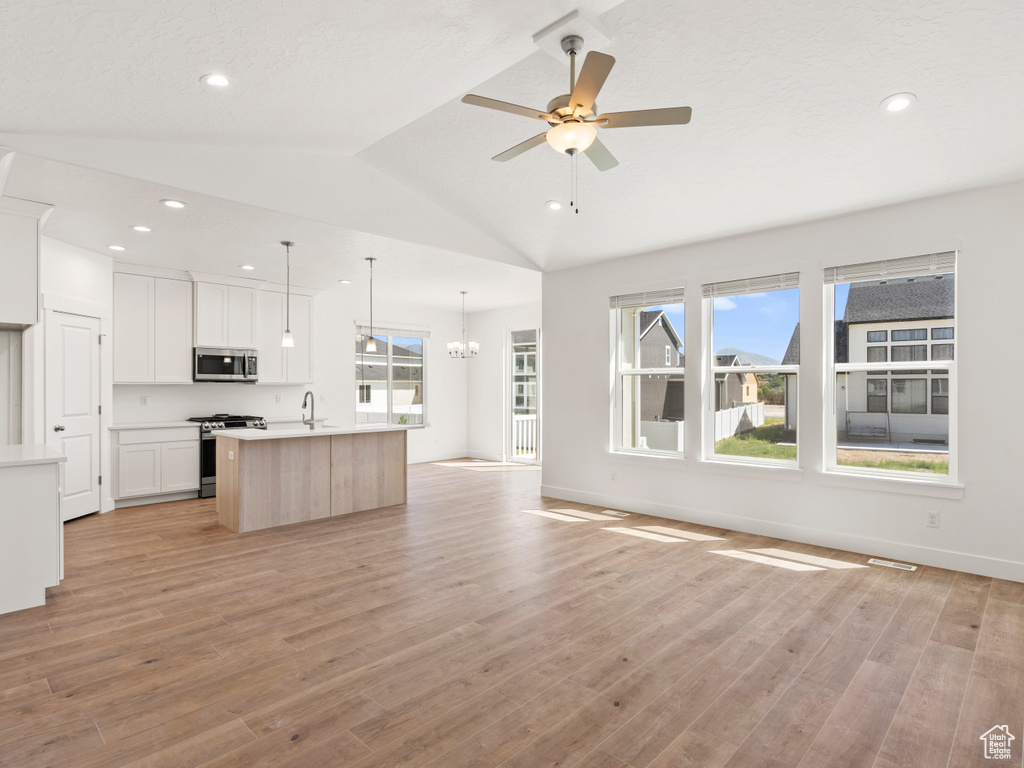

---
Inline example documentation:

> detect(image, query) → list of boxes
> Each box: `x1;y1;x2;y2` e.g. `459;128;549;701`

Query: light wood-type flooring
1;460;1022;767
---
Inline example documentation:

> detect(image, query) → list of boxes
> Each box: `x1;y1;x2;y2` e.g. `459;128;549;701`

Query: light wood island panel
217;428;406;532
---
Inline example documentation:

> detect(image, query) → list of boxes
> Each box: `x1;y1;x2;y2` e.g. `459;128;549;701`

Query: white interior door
46;312;101;520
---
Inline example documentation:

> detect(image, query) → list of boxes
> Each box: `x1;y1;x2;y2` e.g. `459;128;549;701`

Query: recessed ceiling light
240;265;255;271
201;73;233;88
339;279;352;284
881;93;916;113
546;200;563;211
161;199;187;208
109;245;126;251
131;225;151;232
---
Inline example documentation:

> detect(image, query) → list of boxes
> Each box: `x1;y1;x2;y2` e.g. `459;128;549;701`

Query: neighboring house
638;311;685;421
714;354;758;411
782;276;953;443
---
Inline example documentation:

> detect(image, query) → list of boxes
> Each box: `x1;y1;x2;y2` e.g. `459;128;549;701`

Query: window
892;328;927;341
356;327;426;426
891;378;927;413
932;378;949;414
867;379;887;412
826;251;955;479
704;272;799;465
611;289;685;455
891;345;927;362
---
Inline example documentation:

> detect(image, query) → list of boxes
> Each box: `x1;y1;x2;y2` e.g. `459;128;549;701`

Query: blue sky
651;287;801;363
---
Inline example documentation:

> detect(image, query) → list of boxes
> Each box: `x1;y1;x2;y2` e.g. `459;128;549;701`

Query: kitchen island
214;426;407;533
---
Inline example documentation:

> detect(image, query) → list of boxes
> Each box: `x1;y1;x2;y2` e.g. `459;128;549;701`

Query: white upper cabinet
0;197;50;328
113;273;192;384
153;279;193;383
194;282;255;349
256;290;313;384
113;273;154;382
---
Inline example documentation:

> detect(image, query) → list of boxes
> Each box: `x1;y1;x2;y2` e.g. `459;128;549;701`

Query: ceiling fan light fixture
546;121;597;154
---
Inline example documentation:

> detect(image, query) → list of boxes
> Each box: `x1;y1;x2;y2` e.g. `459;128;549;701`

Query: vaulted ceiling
2;0;1023;308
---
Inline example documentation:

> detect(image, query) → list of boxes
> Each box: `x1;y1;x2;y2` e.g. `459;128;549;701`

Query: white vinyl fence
715;402;764;440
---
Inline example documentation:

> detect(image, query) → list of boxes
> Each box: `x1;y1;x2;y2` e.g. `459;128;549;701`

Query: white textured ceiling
2;0;1024;293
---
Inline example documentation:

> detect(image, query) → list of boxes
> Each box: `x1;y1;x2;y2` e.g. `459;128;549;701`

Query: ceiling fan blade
597;106;692;128
492;133;548;162
462;94;555;122
583;136;618;172
569;52;615;115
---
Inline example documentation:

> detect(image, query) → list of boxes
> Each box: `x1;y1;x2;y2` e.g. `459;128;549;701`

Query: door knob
53;425;66;432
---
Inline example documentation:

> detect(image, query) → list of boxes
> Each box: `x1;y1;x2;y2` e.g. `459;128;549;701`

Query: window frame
701;278;800;468
610;293;686;458
355;328;427;427
823;256;957;484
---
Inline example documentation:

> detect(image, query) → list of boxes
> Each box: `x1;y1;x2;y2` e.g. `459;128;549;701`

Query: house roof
640;311;683;350
843;276;954;324
715;354;738;367
781;321;848;365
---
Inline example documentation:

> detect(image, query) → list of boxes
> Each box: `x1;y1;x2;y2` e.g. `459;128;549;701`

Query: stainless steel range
188;414;267;498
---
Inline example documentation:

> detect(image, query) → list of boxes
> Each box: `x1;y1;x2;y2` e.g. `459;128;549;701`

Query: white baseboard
541;483;1024;583
115;491;198;509
468;450;504;462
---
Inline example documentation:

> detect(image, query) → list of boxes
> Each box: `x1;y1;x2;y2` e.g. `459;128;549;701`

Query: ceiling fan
462;35;692;171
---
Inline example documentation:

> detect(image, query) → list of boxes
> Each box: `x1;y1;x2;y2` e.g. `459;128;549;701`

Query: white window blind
702;272;799;299
823;251;956;284
355;324;430;338
609;287;685;309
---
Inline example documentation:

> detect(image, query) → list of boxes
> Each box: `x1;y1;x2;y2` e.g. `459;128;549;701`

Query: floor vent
867;558;917;571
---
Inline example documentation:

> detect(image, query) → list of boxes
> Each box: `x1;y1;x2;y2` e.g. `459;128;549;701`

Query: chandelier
447;290;479;358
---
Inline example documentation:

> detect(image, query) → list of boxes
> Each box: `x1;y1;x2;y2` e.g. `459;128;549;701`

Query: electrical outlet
140;395;148;407
610;472;617;483
926;510;940;528
321;394;326;403
275;394;281;404
228;450;234;461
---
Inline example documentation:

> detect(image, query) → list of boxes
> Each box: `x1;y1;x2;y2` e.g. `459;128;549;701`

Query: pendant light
448;290;479;358
281;241;295;347
365;257;377;353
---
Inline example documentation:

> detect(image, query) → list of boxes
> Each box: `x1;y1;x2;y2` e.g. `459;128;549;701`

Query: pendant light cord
285;242;291;333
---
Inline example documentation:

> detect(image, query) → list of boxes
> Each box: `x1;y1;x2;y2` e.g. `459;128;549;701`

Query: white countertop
213;425;410;441
0;444;67;468
110;421;198;430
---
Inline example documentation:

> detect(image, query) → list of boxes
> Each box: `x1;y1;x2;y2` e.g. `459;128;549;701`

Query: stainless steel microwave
193;347;258;383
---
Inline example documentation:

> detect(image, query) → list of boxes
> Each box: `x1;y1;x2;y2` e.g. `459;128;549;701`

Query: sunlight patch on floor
750;548;869;569
550;509;622;521
638;526;726;541
711;550;826;571
521;509;588;522
602;527;689;543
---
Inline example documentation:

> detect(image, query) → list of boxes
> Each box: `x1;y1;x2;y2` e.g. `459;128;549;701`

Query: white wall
314;282;469;464
466;303;542;461
542;180;1024;582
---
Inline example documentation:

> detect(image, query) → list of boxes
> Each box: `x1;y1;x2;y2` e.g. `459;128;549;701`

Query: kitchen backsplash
113;384;329;424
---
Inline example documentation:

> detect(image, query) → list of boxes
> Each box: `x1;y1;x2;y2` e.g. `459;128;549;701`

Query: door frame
505;324;541;464
29;294;113;514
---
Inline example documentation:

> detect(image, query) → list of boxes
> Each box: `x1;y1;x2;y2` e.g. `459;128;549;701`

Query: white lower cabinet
114;427;200;500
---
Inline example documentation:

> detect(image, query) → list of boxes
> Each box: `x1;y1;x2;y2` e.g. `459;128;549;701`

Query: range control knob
201;421;210;430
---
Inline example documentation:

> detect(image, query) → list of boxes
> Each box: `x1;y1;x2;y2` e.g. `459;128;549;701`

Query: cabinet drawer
117;428;199;445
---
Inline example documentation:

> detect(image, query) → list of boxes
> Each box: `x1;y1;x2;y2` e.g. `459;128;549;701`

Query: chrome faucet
302;391;315;430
